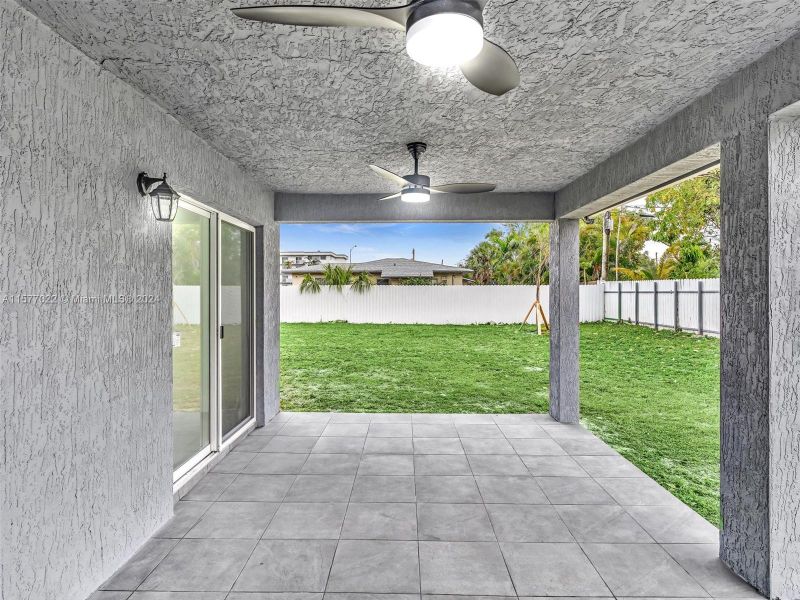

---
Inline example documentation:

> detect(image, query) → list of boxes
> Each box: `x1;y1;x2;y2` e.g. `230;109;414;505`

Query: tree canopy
644;168;720;280
461;168;721;284
462;223;550;290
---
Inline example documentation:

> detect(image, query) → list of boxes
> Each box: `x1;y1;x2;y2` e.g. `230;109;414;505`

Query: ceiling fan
232;0;520;96
370;142;496;203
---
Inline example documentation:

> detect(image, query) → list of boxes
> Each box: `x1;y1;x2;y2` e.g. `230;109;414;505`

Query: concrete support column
766;115;800;599
255;218;281;427
719;124;771;596
720;115;800;599
549;219;580;423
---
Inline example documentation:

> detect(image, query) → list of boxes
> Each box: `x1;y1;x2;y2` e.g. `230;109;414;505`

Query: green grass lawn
280;321;721;526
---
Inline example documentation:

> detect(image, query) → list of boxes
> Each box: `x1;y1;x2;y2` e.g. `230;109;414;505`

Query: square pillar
766;116;800;598
720;125;770;596
549;219;580;423
255;218;281;427
720;114;800;599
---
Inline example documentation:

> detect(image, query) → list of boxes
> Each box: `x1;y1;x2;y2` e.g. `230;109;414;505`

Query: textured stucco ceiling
17;0;800;193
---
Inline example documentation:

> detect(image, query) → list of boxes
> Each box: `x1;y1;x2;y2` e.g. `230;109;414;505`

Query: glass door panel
171;205;212;471
219;220;254;438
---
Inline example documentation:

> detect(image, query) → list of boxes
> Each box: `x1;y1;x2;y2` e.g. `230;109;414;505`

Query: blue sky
281;223;501;266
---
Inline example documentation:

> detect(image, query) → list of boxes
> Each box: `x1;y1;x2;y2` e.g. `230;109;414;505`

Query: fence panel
280;284;605;325
178;281;715;331
603;278;720;336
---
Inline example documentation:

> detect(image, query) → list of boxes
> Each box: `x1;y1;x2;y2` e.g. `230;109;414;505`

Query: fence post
698;280;704;336
618;283;622;322
634;282;639;325
674;280;680;331
654;281;659;331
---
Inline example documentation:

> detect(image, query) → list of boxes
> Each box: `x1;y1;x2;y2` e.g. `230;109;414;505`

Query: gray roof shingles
285;257;471;277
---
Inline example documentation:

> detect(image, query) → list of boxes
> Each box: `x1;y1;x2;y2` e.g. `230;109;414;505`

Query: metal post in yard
698;280;704;336
618;283;622;322
674;280;680;331
634;282;639;325
654;281;659;331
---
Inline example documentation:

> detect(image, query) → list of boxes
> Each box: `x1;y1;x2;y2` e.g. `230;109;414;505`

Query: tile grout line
414;439;422;598
654;540;720;599
322;425;360;596
224;424;311;596
464;434;520;600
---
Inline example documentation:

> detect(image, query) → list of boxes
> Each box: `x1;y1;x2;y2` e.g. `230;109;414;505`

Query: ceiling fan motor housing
405;0;484;31
404;174;431;187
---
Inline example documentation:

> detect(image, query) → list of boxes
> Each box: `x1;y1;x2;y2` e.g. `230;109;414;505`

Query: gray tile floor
89;412;763;600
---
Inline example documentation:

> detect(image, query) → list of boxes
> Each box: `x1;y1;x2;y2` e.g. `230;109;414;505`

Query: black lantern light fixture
137;172;180;222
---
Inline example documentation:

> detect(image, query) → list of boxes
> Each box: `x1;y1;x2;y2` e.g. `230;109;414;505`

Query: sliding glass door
171;204;212;473
220;219;255;439
171;203;255;479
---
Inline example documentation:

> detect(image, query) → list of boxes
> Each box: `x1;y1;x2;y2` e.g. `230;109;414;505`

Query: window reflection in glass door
219;220;254;438
171;205;212;471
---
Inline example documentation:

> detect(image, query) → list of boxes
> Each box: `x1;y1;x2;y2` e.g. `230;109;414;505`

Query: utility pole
612;206;656;281
600;210;613;282
615;212;622;281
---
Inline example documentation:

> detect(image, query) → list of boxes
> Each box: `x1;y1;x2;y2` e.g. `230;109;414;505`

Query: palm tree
350;271;374;293
463;241;496;284
299;274;321;294
488;229;520;284
322;264;352;291
614;248;678;280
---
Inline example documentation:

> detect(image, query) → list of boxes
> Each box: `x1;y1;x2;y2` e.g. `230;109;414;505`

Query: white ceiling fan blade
429;183;496;194
377;192;401;201
459;40;520;96
232;4;410;29
369;164;412;187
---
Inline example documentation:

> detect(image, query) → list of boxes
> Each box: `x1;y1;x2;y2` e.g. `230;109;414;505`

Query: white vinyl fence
280;285;605;325
177;280;721;333
173;285;243;325
602;278;720;336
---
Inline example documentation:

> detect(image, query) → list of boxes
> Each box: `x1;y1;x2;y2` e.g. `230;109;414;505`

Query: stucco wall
0;1;278;599
767;115;800;600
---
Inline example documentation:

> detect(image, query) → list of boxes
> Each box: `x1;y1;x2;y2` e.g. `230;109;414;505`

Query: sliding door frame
172;196;256;484
217;214;257;449
172;199;217;483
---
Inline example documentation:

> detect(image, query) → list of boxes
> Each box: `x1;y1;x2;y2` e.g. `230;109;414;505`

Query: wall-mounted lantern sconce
137;172;180;222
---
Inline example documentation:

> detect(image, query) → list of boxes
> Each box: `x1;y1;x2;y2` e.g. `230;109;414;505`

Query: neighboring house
280;250;348;285
287;257;471;286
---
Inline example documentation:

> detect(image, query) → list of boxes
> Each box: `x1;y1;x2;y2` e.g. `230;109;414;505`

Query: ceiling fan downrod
407;141;427;175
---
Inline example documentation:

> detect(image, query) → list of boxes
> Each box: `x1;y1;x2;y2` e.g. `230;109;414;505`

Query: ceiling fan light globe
405;13;483;67
401;187;431;203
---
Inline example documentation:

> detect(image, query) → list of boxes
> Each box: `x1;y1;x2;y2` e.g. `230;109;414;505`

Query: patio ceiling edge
274;191;555;223
555;27;800;220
